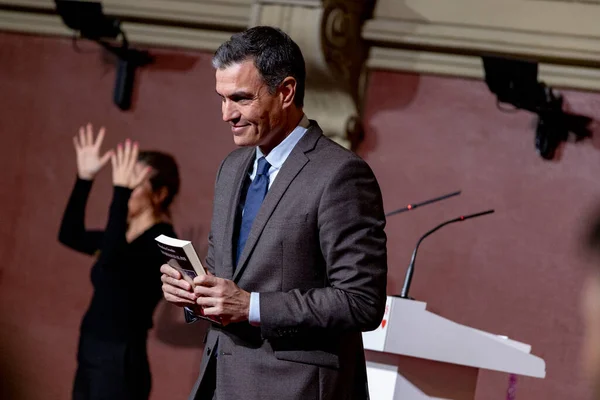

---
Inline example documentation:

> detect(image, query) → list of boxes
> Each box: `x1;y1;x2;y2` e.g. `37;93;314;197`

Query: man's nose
222;100;240;122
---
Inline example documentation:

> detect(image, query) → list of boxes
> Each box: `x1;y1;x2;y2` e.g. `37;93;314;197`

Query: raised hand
111;139;151;189
73;123;113;180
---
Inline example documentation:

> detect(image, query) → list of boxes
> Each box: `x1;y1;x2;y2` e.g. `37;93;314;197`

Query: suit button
206;346;212;356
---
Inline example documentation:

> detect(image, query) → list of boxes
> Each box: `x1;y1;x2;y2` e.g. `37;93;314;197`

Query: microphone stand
385;190;461;217
399;209;495;299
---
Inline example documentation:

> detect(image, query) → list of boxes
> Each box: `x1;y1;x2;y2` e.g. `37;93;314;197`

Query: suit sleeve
259;157;388;337
183;159;227;323
204;158;227;275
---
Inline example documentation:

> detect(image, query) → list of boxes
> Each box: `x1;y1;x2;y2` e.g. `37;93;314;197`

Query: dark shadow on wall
359;71;421;155
0;328;24;399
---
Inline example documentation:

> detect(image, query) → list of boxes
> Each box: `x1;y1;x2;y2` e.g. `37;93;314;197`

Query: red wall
359;71;600;399
0;32;234;400
1;31;599;399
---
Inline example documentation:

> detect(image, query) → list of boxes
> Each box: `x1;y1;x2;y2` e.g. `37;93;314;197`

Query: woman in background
58;124;180;400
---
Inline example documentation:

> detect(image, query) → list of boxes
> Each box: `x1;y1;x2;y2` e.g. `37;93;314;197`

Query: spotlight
482;55;591;160
55;0;121;41
55;0;153;110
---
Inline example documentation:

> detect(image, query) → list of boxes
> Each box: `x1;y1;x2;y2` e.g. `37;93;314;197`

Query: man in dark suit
161;26;387;400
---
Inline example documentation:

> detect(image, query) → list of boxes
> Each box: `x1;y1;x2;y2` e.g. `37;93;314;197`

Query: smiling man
160;26;388;400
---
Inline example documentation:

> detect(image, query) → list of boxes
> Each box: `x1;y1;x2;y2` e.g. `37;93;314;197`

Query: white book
155;234;206;285
155;234;221;325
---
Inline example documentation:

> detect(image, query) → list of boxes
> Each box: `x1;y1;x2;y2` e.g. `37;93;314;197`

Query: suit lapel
233;123;322;281
221;148;255;280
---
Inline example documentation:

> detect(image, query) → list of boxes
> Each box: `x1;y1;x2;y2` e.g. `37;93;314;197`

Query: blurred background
2;0;600;399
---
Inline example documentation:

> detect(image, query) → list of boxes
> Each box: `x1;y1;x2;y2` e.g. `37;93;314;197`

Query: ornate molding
0;0;251;52
251;0;374;149
363;0;600;91
364;0;600;64
0;0;252;29
0;9;235;51
0;0;373;148
368;47;600;92
8;0;600;139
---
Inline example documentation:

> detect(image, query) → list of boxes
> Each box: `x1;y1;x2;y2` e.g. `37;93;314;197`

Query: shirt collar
255;114;309;171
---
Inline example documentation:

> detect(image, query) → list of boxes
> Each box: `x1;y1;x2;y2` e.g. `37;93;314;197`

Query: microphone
385;190;461;217
399;209;495;299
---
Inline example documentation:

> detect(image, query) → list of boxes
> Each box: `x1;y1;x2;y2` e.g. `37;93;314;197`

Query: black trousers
72;333;151;400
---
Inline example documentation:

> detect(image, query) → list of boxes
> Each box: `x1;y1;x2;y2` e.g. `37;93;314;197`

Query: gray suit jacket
190;121;387;400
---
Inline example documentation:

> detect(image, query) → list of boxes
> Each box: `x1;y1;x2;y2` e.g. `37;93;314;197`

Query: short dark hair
138;151;180;214
212;26;306;107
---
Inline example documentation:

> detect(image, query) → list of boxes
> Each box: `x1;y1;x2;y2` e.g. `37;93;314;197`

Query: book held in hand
155;234;222;325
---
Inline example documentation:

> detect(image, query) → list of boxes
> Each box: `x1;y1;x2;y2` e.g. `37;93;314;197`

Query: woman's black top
59;178;175;341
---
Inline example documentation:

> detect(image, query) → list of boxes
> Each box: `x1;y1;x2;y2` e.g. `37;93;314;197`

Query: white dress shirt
248;115;309;325
185;115;310;325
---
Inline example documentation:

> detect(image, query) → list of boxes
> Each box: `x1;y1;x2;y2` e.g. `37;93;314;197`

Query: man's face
581;271;600;398
215;60;284;151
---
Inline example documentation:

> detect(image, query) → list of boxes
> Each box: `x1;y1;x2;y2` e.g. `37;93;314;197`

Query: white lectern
362;296;546;400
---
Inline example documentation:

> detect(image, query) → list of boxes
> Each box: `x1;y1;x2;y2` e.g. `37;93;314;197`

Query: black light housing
55;0;121;40
482;55;591;160
55;0;153;110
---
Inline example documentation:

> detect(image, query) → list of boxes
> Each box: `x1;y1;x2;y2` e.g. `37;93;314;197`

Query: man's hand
193;275;250;326
161;264;198;308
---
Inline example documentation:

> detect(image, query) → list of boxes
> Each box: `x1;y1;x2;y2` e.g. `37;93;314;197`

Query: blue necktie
236;157;271;267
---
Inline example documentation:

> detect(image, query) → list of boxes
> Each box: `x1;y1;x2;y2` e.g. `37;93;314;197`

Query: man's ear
279;76;297;109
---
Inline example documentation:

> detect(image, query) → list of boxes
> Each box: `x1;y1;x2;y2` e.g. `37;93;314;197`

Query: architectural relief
540;0;600;3
0;0;251;50
0;0;374;148
364;0;600;91
2;0;600;133
251;0;374;149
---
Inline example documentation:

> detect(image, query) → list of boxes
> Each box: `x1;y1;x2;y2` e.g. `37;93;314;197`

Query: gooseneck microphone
399;209;495;299
385;190;462;217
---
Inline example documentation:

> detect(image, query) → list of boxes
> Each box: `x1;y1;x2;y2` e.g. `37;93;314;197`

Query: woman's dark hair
138;151;180;214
